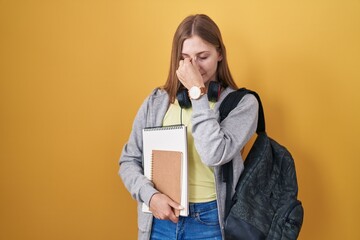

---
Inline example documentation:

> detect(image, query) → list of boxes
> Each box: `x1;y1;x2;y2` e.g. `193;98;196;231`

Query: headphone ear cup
207;81;221;102
176;89;192;109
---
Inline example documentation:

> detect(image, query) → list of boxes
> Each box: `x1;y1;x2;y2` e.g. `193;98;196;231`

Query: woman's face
181;35;222;85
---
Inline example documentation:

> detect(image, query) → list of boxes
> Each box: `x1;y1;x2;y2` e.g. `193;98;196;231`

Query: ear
217;51;223;62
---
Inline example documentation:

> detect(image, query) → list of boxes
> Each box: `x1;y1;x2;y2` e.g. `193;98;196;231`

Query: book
142;125;188;216
152;150;182;216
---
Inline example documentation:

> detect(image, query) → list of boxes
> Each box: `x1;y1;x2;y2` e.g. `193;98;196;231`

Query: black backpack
219;88;304;240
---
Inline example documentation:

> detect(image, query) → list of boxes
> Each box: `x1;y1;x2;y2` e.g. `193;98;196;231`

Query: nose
192;57;201;69
193;56;199;64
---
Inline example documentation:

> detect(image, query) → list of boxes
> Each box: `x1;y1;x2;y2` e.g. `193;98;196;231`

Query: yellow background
1;0;359;239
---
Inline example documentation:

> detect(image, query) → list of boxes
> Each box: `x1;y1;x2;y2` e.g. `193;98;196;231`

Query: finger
169;213;179;223
157;206;178;223
176;70;183;82
174;208;180;218
183;57;191;65
168;199;184;211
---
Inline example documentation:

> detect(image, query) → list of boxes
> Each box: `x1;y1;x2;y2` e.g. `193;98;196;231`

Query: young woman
119;14;258;240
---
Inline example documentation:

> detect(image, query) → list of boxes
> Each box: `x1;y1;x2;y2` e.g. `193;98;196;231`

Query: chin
203;80;211;86
202;76;210;83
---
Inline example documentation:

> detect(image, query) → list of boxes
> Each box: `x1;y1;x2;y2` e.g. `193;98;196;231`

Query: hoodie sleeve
191;93;258;167
118;96;158;207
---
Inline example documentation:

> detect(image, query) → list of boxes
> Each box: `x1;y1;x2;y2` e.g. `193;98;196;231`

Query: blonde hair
163;14;238;102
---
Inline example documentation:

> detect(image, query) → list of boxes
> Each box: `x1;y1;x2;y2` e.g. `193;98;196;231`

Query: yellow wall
1;0;359;239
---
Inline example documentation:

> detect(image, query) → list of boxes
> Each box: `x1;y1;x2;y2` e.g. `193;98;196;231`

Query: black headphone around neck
176;81;222;109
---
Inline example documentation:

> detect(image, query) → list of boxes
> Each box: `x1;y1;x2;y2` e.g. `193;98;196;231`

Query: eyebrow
181;51;210;57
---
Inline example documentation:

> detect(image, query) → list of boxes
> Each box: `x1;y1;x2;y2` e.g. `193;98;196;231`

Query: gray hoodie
119;87;258;239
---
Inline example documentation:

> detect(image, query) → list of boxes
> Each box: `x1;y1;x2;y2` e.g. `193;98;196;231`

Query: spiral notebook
142;125;188;216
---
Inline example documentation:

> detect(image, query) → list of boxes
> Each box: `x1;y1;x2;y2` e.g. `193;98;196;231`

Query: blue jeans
150;200;222;240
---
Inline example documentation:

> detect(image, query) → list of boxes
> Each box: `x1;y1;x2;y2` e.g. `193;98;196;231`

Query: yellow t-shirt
163;100;216;203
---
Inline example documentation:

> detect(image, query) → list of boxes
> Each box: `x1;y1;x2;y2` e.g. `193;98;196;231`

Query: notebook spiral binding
144;124;185;131
150;152;154;181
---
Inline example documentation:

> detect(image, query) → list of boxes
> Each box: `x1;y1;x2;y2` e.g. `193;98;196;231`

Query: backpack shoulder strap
219;88;249;122
219;87;266;218
219;88;265;132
